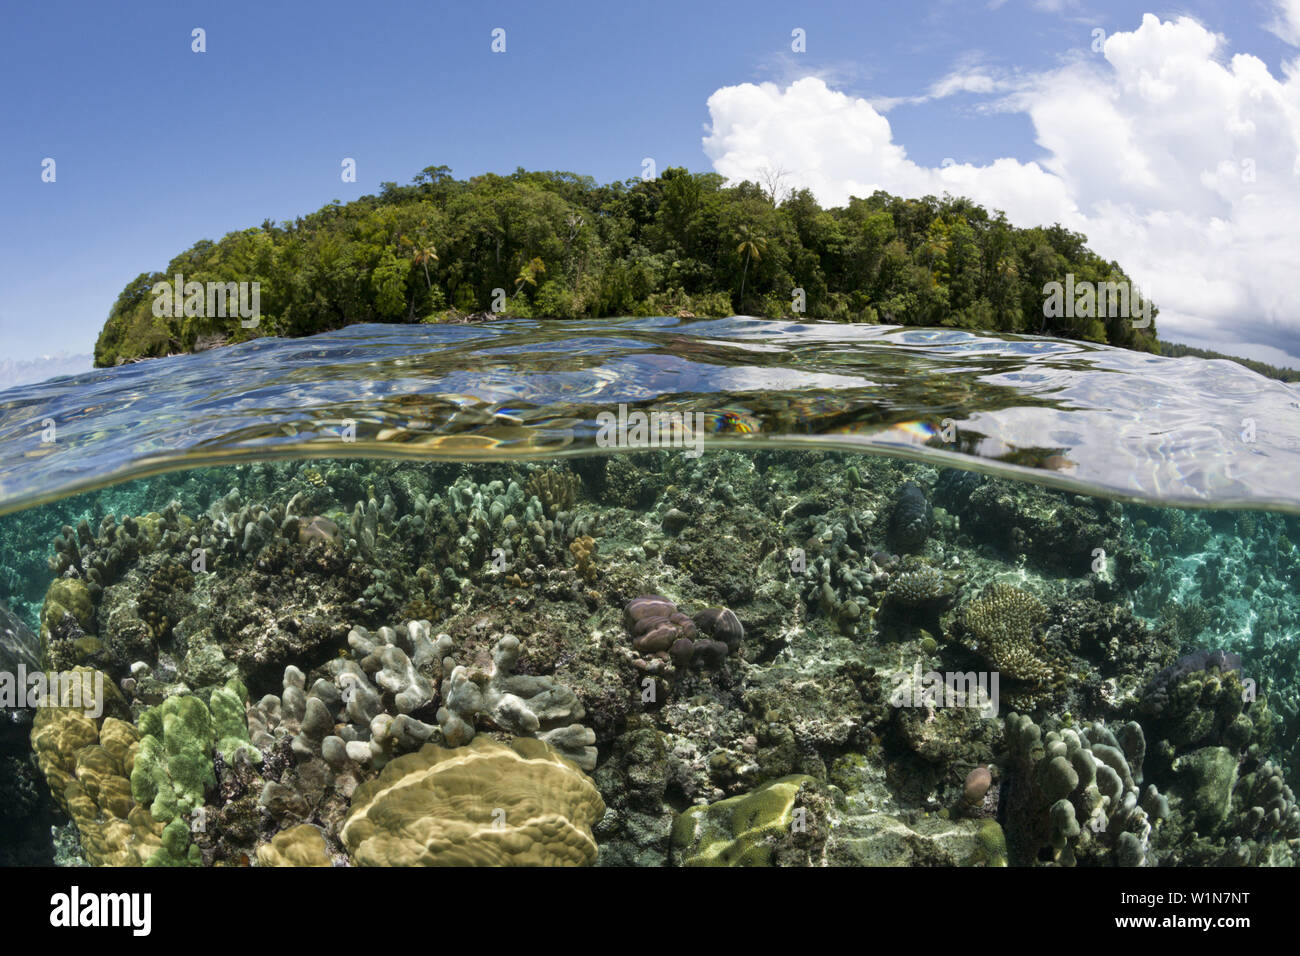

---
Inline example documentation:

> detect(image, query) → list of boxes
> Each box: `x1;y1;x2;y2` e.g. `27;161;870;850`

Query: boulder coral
30;668;167;866
256;824;333;867
340;736;605;866
623;595;741;674
40;577;95;645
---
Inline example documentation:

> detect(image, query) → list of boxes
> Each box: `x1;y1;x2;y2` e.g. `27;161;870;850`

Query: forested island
1158;342;1300;383
94;165;1164;367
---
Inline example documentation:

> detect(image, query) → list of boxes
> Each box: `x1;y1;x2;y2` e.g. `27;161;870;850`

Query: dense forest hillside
1158;341;1300;383
94;165;1162;367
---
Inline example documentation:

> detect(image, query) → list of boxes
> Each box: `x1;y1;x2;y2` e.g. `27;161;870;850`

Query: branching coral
204;489;303;557
248;619;597;826
884;563;950;608
1004;712;1164;866
48;503;188;591
797;513;880;621
959;583;1055;683
570;535;598;582
362;475;597;593
437;634;597;771
247;622;449;774
524;467;579;519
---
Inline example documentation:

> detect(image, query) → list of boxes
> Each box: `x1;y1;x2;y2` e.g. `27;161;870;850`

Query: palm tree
514;257;546;297
412;243;438;289
736;225;768;307
400;219;439;290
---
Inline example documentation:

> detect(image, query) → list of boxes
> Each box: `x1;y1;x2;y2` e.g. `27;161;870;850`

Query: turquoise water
1;318;1298;867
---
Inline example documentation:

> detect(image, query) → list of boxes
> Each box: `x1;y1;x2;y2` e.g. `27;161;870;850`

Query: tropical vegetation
94;165;1163;367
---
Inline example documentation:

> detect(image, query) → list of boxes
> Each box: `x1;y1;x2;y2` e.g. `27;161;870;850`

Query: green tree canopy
94;165;1161;367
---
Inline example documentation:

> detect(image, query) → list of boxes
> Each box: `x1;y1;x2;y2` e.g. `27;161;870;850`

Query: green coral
1143;667;1264;754
672;775;815;866
132;695;215;822
1170;746;1237;830
209;678;261;764
131;679;259;824
968;820;1008;867
147;817;201;867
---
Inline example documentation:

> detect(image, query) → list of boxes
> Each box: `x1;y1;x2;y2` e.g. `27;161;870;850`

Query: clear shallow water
4;446;1298;868
3;319;1300;869
2;317;1299;515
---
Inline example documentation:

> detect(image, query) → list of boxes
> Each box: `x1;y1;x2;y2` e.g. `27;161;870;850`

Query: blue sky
4;0;1300;368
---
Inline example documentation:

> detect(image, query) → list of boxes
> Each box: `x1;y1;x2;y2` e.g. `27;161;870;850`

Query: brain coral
340;736;605;866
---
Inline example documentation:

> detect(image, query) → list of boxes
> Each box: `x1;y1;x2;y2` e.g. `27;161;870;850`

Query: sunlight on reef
1;443;1298;867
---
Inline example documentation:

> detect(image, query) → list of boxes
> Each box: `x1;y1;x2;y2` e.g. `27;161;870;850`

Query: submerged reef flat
3;449;1300;866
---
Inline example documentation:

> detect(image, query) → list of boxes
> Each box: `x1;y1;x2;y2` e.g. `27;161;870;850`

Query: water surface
3;317;1298;515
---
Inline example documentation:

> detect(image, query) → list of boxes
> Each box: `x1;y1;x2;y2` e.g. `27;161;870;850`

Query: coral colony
2;450;1299;868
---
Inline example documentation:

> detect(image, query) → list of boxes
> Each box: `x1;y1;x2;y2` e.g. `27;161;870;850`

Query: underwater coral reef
2;449;1298;867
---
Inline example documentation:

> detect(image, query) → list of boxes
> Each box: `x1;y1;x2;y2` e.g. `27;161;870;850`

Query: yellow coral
31;707;98;811
672;775;814;867
341;736;605;866
570;535;597;582
40;577;95;641
524;467;578;518
257;825;332;867
29;670;163;866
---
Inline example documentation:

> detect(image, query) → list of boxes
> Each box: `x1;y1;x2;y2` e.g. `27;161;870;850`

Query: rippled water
3;317;1299;515
6;318;1300;870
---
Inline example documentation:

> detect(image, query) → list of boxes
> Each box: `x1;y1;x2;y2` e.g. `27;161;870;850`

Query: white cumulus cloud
703;14;1300;364
1268;0;1300;45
